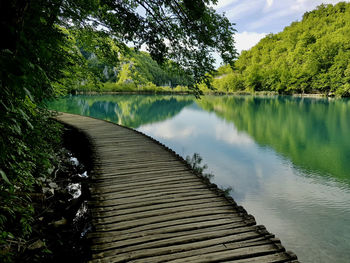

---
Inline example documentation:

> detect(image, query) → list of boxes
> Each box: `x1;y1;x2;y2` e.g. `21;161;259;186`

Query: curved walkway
56;112;298;263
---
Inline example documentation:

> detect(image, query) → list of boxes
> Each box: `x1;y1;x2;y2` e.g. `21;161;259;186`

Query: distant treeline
64;2;350;96
207;2;350;96
67;38;192;93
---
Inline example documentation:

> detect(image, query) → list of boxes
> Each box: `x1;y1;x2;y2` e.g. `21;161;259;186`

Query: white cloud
246;7;296;31
140;121;196;140
214;31;266;66
139;43;148;52
266;0;274;7
217;0;350;33
235;31;267;53
225;0;262;20
213;0;239;10
215;123;254;146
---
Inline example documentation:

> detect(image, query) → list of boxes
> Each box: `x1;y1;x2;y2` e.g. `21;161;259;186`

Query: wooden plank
164;244;285;263
91;171;195;182
90;187;211;202
97;166;191;175
91;177;201;192
90;183;209;199
93;208;243;231
96;159;181;167
92;203;235;225
91;173;196;185
88;214;254;239
223;252;297;262
89;193;219;211
124;239;277;263
91;169;193;178
90;218;256;244
91;199;229;219
94;168;193;177
91;226;261;252
88;190;215;207
98;160;187;168
91;181;202;195
90;231;268;262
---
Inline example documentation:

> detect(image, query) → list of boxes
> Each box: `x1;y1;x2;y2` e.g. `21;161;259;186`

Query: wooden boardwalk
56;112;298;263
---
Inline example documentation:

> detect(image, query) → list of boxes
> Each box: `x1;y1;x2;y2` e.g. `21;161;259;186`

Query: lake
48;94;350;262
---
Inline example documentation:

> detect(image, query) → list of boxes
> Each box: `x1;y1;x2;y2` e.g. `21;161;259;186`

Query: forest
210;2;350;96
0;0;235;261
64;34;193;94
73;2;350;97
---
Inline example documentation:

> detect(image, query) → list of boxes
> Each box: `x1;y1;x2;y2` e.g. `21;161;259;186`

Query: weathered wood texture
56;112;298;263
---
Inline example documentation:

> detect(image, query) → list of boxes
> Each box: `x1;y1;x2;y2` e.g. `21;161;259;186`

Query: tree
0;1;237;258
2;0;237;100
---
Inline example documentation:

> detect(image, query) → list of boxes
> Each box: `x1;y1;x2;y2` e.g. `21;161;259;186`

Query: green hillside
54;28;192;94
79;48;192;93
213;2;350;96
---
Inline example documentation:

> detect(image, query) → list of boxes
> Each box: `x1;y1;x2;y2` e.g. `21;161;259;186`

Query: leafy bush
0;103;62;261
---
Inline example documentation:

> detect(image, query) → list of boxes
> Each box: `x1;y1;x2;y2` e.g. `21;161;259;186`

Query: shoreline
68;90;338;98
74;90;192;95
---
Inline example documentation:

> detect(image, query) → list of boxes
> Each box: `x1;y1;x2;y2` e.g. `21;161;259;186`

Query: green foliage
65;0;236;92
1;0;236;260
212;2;350;96
69;45;193;93
99;81;191;93
186;153;214;180
0;105;62;260
118;51;192;88
185;152;231;195
1;1;67;255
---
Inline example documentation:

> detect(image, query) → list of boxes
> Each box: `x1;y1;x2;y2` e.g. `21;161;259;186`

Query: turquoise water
48;94;350;262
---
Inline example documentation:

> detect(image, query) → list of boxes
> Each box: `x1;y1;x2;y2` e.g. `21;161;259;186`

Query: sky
213;0;350;54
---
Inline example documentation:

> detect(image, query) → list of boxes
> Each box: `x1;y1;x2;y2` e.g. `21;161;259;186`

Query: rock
51;217;67;227
79;171;88;178
28;239;45;250
48;182;59;189
69;157;79;166
42;187;54;195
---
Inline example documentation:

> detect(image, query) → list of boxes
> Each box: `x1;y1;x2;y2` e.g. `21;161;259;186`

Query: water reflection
137;100;350;263
197;96;350;184
48;94;193;128
48;94;350;262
